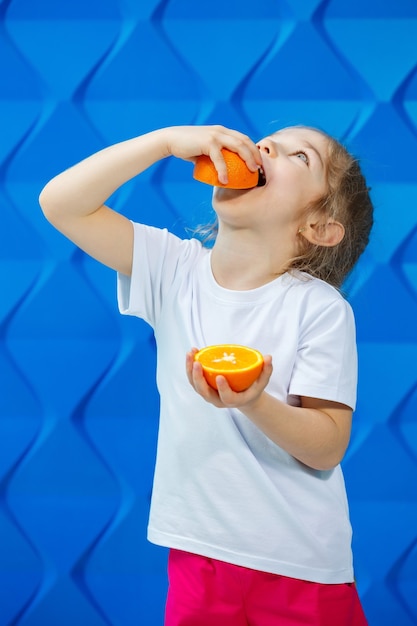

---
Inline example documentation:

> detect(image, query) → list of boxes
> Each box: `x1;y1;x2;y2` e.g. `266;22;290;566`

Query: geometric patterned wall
1;0;417;624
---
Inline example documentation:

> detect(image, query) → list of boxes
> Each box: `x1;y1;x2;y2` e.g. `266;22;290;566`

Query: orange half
193;149;259;189
194;344;264;392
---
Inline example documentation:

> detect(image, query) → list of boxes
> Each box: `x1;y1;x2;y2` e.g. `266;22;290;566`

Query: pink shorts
165;549;368;626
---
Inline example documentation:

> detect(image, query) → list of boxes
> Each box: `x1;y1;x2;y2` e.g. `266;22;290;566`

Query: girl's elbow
39;182;63;224
314;448;348;471
39;184;54;217
303;443;349;471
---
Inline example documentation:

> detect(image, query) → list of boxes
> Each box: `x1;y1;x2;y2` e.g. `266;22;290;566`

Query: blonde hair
196;129;374;289
289;131;374;288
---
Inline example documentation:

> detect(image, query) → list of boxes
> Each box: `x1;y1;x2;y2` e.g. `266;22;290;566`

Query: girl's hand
164;125;262;185
185;348;273;410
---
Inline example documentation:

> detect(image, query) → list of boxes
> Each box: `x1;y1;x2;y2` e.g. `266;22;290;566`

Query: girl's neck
210;227;292;291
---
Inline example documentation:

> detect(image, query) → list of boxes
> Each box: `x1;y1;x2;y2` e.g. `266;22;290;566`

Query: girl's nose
257;138;277;157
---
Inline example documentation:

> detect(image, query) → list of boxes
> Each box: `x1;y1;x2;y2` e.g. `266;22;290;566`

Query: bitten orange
194;344;264;392
193;149;259;189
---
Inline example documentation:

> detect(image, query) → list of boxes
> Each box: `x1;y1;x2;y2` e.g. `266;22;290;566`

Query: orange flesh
194;345;264;392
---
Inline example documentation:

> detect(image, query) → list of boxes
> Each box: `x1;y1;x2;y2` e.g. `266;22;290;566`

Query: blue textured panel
284;0;326;20
366;184;417;263
325;0;417;18
352;266;417;342
0;353;40;480
0;513;41;626
6;29;119;101
0;355;42;624
349;104;417;183
83;20;200;141
324;19;417;100
349;502;417;626
7;420;119;570
161;1;282;99
6;262;119;414
1;1;417;625
395;383;417;461
6;0;118;18
394;539;417;623
0;31;41;163
15;577;110;626
403;68;417;130
4;103;108;263
83;501;167;626
241;18;364;139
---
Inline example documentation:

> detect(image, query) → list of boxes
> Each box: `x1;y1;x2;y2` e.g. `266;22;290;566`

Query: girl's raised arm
39;126;261;275
39;129;172;275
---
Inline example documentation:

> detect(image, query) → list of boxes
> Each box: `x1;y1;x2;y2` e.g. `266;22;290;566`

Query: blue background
1;0;417;624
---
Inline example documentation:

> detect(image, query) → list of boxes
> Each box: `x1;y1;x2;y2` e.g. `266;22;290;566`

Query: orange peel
193;149;259;189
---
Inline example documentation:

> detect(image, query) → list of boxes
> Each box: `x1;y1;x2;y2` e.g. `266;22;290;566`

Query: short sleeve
117;223;202;328
288;290;357;409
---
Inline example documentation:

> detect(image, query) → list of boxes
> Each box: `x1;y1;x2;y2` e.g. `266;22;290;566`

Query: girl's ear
299;220;345;247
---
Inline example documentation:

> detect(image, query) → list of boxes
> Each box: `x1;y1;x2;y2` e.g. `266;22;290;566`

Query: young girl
40;125;373;625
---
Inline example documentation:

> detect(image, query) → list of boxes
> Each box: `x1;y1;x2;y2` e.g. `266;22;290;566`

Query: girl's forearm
240;392;351;471
40;124;261;221
39;128;171;219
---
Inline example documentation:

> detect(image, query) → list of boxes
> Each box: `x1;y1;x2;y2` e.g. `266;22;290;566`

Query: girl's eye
295;150;309;165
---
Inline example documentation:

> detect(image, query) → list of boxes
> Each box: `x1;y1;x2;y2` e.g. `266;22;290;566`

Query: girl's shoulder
132;222;207;262
287;270;347;302
284;271;354;321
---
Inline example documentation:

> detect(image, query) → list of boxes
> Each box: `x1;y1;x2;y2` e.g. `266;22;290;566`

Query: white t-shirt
118;223;358;584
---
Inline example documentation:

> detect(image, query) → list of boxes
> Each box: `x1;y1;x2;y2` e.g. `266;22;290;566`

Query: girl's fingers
208;150;229;185
202;127;261;182
231;140;263;172
192;362;225;407
217;355;273;407
171;126;262;184
185;348;199;385
223;130;262;170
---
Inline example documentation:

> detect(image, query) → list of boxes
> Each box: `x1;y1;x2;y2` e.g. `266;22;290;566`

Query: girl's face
213;127;329;234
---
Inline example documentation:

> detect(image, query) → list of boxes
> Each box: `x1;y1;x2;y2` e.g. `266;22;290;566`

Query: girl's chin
213;187;253;201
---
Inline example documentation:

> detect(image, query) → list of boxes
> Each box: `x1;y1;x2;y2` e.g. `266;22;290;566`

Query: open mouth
257;166;266;187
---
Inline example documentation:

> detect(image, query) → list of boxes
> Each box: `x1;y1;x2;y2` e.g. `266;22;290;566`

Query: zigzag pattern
1;0;417;624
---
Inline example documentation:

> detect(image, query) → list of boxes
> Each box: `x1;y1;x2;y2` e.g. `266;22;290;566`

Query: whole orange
194;344;264;392
193;149;259;189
